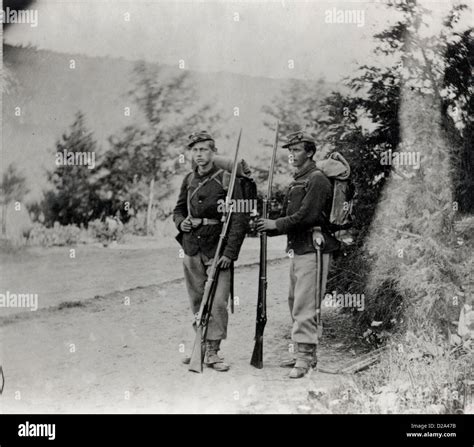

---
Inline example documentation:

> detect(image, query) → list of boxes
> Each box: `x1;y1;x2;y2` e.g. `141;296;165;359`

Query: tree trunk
146;177;155;235
1;203;6;237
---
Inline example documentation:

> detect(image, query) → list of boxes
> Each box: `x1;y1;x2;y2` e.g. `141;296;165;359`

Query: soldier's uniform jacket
274;160;340;255
173;163;248;261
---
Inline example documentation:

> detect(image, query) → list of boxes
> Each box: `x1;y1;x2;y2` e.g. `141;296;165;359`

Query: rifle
188;129;243;373
250;121;279;369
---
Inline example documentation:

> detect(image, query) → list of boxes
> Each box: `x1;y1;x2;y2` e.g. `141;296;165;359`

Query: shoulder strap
185;172;194;219
210;169;225;188
188;169;223;196
187;169;224;217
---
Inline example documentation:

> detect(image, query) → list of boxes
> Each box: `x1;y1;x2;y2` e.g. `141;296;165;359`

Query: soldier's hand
218;255;232;269
180;218;192;232
256;218;277;232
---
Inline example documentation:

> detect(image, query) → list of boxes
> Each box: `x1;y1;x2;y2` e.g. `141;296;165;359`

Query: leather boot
289;343;316;379
282;344;318;369
280;342;297;368
280;358;297;368
204;340;230;372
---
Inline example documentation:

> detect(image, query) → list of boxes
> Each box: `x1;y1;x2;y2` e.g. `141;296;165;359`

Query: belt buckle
190;217;203;228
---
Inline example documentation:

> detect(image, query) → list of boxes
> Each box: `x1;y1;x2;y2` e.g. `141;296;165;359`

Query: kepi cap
282;130;316;148
187;130;215;148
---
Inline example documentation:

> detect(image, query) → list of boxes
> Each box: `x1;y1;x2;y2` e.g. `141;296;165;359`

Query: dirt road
0;237;286;315
0;258;358;414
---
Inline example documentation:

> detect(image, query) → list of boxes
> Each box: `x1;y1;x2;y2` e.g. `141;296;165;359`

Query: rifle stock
189;326;205;373
250;335;263;368
250;121;279;369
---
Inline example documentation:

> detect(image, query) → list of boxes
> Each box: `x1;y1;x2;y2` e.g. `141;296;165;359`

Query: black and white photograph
0;0;473;427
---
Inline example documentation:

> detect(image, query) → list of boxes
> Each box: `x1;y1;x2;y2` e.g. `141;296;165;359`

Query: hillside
2;44;339;202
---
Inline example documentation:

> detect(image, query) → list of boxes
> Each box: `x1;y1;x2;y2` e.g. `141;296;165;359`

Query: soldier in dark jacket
173;131;247;372
257;130;339;378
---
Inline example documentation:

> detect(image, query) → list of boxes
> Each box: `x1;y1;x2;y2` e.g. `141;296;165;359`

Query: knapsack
318;152;355;228
315;152;355;243
214;157;258;210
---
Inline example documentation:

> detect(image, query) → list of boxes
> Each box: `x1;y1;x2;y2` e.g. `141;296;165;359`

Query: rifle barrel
266;121;279;201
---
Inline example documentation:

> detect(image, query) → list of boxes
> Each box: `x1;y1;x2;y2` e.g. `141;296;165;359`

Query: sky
2;0;416;81
5;0;458;81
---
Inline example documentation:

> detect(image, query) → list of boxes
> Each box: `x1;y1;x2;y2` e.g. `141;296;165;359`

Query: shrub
123;211;147;236
28;222;85;247
88;218;124;246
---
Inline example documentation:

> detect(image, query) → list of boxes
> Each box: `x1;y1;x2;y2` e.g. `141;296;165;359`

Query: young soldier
173;131;248;372
257;130;339;379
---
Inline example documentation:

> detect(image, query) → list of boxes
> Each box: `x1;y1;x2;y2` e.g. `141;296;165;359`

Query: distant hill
2;44;339;202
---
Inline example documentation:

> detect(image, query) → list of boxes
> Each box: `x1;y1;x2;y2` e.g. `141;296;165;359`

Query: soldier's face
288;143;309;168
191;141;215;167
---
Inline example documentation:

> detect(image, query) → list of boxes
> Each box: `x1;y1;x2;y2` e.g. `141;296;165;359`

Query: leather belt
202;218;220;225
189;217;220;228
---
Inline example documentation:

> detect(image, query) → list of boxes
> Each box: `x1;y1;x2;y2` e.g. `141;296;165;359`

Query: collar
294;160;317;180
194;162;218;179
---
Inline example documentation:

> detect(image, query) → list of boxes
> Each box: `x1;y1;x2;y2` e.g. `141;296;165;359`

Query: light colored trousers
288;252;331;345
183;253;230;340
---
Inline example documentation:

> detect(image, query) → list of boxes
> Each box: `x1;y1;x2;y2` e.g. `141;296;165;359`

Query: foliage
84;62;223;232
88;218;124;246
28;222;87;247
362;1;472;333
264;1;472;339
92;126;150;222
0;163;29;206
43;111;102;226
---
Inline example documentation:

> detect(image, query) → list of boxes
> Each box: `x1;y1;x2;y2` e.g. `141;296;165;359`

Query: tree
359;0;472;331
92;126;152;222
0;163;29;236
122;62;221;233
44;111;100;226
441;7;473;213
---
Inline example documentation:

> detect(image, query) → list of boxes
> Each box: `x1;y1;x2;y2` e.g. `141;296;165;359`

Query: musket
188;129;243;373
250;121;279;369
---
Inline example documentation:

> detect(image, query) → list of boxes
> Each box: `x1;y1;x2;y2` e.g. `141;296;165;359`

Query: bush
123;211;147;236
28;222;87;247
88;217;124;246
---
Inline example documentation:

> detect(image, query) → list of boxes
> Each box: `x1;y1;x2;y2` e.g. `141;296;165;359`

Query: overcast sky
5;0;457;81
3;0;418;81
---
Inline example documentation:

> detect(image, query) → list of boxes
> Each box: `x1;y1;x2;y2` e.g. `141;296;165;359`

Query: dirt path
0;237;286;315
0;259;360;414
